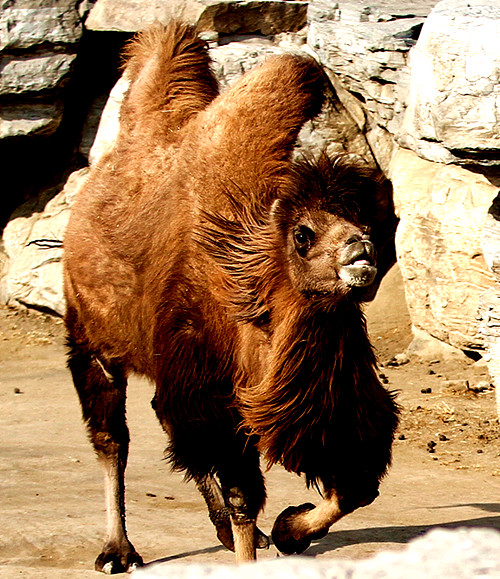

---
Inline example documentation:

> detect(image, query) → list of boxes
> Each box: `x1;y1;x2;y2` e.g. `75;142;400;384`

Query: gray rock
0;1;83;142
132;528;500;578
1;168;88;315
0;101;63;138
0;52;76;95
0;0;83;50
398;0;500;167
86;0;307;35
307;0;433;144
210;36;284;90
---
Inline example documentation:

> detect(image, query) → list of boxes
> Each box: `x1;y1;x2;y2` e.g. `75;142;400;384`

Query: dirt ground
1;264;500;578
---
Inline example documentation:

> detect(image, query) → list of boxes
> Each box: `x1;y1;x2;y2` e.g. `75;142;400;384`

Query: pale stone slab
0;52;76;95
0;102;63;138
398;0;500;166
390;147;497;352
1;169;88;315
86;0;307;35
0;1;83;50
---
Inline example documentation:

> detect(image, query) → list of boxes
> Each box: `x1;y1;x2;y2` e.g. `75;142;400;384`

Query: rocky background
1;0;500;406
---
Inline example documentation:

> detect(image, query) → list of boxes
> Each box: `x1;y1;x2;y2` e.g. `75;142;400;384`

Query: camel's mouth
339;262;377;287
338;243;377;287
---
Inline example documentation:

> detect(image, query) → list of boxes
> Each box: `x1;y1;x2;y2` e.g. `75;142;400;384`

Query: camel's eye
294;225;314;256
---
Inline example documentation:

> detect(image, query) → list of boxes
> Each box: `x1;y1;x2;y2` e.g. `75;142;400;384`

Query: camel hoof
272;503;327;555
95;550;143;574
256;528;270;549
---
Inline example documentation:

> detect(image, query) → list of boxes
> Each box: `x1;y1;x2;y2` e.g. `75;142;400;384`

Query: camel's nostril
363;241;376;261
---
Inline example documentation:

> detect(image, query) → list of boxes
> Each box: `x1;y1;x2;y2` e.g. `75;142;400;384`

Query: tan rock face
1;169;88;315
85;0;307;35
390;147;497;352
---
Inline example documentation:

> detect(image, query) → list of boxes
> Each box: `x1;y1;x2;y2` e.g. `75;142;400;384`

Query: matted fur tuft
240;298;399;489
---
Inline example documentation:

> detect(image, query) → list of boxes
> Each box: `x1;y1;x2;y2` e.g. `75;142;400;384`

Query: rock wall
0;0;84;139
1;0;500;396
0;0;86;229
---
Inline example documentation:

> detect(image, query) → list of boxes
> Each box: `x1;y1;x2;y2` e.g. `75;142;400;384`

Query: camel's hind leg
66;318;142;574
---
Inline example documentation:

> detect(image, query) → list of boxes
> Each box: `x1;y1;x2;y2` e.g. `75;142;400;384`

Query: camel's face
285;209;377;297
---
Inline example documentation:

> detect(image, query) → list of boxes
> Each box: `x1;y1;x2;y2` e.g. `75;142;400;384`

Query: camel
63;21;399;573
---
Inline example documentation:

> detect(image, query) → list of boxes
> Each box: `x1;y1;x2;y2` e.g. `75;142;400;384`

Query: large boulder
387;0;500;368
1;168;88;315
307;0;434;169
390;146;497;354
398;0;500;167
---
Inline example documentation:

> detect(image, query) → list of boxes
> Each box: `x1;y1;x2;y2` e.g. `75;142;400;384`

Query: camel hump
120;20;219;140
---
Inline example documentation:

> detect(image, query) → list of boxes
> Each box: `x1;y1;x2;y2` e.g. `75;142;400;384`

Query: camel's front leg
196;474;270;553
272;488;378;555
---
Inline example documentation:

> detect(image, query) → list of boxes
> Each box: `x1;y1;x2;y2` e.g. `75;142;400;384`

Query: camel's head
273;154;381;300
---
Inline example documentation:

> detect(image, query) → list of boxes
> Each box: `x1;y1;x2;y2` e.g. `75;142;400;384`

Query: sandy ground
1;265;500;578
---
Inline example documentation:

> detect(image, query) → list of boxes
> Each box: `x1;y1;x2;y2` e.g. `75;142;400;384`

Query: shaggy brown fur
63;21;398;573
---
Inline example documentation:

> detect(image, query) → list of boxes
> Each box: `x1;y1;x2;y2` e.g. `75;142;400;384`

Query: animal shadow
306;503;500;556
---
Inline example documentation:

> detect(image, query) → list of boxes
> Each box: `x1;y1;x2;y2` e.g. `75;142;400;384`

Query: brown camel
63;21;399;574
